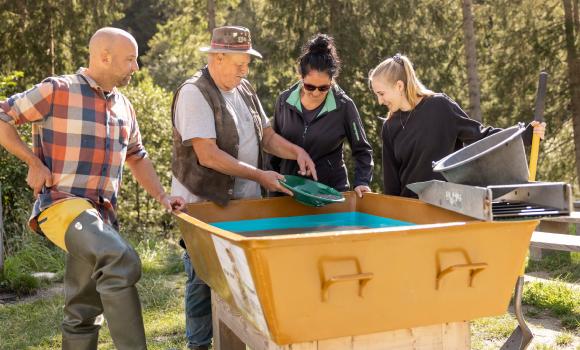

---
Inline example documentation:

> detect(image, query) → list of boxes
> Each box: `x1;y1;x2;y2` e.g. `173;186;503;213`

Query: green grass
0;241;188;350
555;332;575;347
136;239;184;276
534;345;556;350
472;277;580;349
0;293;64;349
527;252;580;282
0;235;65;295
471;313;518;349
522;280;580;331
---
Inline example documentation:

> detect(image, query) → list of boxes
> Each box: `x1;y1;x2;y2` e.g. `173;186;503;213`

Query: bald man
0;27;184;350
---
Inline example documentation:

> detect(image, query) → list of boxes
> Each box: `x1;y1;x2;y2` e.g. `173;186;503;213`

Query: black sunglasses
302;82;331;92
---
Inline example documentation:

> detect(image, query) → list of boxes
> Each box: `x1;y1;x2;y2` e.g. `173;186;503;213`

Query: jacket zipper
301;111;327;143
302;123;309;142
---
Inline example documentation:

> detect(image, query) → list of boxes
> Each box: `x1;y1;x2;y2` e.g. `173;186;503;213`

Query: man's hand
257;170;293;196
126;157;186;212
295;147;318;181
0;122;52;197
26;157;52;196
158;192;186;212
354;185;371;198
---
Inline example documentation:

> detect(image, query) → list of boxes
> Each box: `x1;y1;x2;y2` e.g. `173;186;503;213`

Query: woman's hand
531;121;546;140
354;185;371;198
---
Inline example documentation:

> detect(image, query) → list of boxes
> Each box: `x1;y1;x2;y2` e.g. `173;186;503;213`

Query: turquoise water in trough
211;212;414;237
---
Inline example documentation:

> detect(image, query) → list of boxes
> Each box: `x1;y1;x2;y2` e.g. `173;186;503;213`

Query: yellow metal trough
175;192;538;345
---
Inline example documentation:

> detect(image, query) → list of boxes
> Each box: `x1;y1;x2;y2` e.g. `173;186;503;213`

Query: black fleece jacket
270;83;373;191
382;93;533;198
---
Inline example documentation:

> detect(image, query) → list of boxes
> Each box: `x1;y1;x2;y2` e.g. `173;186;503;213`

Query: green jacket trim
352;121;360;142
285;83;337;116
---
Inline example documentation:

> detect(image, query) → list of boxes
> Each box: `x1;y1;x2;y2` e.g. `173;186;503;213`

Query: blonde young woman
369;53;545;197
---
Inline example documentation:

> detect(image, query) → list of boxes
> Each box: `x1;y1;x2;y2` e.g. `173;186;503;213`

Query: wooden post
212;290;246;350
0;183;4;273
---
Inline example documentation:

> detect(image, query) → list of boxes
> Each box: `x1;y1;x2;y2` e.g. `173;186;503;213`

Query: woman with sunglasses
270;34;374;197
369;53;546;198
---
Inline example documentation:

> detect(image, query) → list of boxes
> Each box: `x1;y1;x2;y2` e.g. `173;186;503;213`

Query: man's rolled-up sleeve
0;81;54;125
126;104;148;161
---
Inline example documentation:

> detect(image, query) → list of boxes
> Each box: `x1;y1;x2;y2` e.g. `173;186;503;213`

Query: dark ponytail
298;34;341;79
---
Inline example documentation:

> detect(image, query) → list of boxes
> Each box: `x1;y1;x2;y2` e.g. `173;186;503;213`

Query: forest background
0;0;579;263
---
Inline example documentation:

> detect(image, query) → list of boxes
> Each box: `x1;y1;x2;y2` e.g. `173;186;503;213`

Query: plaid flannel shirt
0;68;147;232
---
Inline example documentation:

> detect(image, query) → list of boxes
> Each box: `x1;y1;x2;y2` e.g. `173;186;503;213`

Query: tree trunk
46;0;56;76
564;0;580;189
461;0;482;122
207;0;216;33
50;19;55;76
573;0;579;30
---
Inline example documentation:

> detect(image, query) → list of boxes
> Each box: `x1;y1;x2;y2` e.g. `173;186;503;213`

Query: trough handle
321;272;374;302
436;262;488;290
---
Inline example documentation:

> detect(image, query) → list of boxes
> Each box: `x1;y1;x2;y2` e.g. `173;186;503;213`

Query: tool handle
528;134;541;181
533;72;548;123
528;72;548;182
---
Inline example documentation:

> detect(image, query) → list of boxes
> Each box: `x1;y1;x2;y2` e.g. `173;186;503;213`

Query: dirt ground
524;306;579;349
0;283;63;305
523;273;579;349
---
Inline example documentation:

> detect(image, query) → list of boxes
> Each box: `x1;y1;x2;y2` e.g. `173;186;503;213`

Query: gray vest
171;67;265;206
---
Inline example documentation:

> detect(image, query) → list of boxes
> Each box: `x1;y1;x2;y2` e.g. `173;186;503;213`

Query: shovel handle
528;134;541;182
533;72;548;123
528;72;548;182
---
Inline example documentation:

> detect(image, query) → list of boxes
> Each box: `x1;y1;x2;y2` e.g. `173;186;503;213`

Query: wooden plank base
211;290;470;350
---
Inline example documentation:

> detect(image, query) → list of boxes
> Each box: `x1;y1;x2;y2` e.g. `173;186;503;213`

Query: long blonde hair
369;53;434;118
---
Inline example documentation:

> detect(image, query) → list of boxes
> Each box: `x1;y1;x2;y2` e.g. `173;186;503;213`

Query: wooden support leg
212;291;246;350
216;320;246;350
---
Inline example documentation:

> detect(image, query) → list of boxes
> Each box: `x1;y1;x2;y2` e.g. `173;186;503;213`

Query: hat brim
199;46;263;59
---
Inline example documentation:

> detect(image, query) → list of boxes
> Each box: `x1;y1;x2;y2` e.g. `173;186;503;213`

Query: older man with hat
170;26;317;350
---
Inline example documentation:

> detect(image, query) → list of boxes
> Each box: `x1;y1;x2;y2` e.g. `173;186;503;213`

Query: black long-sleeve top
382;93;504;198
271;83;373;191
